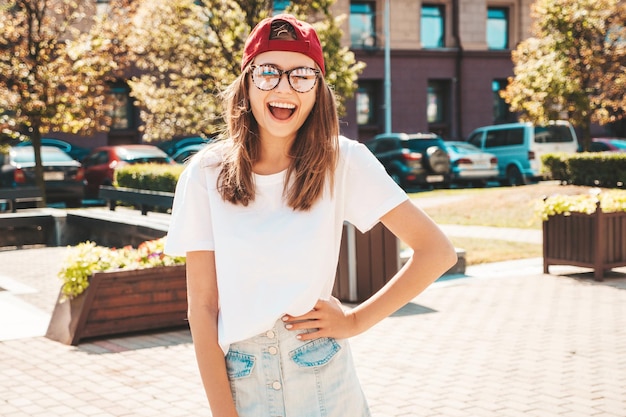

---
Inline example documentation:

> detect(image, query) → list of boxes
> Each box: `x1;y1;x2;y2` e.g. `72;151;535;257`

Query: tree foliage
0;0;124;200
501;0;626;150
123;0;364;141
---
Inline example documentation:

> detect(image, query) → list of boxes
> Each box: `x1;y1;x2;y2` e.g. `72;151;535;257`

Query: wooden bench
99;186;174;216
0;187;43;213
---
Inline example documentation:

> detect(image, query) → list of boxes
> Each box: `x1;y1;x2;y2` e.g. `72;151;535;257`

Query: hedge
114;164;185;193
542;152;625;188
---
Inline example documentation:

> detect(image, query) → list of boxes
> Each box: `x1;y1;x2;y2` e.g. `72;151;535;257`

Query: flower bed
46;238;187;345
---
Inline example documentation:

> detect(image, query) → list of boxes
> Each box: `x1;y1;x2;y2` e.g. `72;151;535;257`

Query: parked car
1;146;84;207
157;136;212;157
15;138;91;162
589;138;626;153
364;132;451;189
443;141;498;186
172;143;208;164
80;144;175;198
466;121;579;186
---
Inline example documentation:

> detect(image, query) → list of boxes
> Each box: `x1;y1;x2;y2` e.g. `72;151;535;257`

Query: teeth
269;102;296;109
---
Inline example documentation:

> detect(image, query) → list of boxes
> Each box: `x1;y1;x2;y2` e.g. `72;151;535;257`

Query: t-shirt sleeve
342;140;409;232
164;158;215;256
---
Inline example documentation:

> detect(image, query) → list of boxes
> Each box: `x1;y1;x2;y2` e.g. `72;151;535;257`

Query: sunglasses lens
252;65;281;91
288;68;318;93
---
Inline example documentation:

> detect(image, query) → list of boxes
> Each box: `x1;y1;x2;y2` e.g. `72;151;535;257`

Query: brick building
50;0;625;147
70;0;532;148
335;0;534;142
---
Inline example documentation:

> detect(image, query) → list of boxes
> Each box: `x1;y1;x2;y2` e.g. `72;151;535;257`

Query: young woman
165;14;457;417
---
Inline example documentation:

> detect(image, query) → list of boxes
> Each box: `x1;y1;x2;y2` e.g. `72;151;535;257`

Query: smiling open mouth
268;102;296;120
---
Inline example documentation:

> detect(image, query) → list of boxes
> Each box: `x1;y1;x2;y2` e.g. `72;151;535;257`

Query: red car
590;138;626;153
80;144;175;198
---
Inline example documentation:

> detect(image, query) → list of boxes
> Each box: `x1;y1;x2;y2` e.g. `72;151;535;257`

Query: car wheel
506;166;526;186
424;146;451;174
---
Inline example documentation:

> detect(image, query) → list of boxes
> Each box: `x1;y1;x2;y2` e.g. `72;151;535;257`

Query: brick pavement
1;247;626;416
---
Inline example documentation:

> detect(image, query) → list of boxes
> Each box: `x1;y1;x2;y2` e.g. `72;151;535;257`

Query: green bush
541;153;569;182
568;154;625;188
541;152;626;188
114;164;184;192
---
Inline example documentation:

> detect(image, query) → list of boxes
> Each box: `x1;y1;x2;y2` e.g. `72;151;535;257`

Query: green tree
501;0;626;151
124;0;364;141
0;0;122;202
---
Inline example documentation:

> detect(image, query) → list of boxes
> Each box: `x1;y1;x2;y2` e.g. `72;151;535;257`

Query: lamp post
384;0;391;134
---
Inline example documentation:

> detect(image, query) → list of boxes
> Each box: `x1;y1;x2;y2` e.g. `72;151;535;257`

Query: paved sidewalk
1;245;625;416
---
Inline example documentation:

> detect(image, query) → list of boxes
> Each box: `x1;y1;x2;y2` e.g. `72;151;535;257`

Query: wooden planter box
333;223;400;303
99;186;174;215
46;264;187;345
543;204;626;281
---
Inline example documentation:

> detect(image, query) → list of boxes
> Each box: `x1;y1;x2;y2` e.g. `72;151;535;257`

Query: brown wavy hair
216;21;339;211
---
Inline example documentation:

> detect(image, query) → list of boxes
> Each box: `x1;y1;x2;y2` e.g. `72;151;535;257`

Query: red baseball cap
241;14;325;75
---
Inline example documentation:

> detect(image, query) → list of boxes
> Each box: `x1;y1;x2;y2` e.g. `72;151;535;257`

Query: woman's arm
186;251;239;417
283;199;457;339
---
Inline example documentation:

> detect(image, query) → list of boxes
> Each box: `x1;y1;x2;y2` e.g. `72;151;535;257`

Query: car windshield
534;125;573;143
117;148;171;163
12;146;75;163
447;143;481;154
404;139;443;152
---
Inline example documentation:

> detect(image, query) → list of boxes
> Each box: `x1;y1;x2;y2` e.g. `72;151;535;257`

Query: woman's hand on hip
282;297;358;341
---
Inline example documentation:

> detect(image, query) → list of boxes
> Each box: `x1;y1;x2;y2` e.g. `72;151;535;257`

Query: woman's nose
275;74;292;92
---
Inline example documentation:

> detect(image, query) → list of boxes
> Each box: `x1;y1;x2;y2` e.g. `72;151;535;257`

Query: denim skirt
225;319;371;417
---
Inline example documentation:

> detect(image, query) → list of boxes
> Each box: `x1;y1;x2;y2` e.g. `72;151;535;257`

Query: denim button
272;381;282;390
268;346;278;355
266;330;275;339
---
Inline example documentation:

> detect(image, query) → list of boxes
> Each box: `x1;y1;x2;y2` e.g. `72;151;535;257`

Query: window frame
421;4;445;49
486;6;509;50
492;79;516;124
355;80;380;127
350;1;377;49
427;80;449;124
107;84;135;131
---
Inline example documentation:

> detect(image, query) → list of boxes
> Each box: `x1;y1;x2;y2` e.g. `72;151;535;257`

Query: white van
466;121;579;185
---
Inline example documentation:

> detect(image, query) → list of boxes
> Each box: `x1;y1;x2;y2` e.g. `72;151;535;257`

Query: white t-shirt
164;136;408;354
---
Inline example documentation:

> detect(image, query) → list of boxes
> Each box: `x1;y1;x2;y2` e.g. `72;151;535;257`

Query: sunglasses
250;64;320;93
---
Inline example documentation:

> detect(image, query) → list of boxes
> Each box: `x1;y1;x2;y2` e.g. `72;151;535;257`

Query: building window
492;79;515;123
427;81;448;124
273;0;290;14
487;7;509;50
356;81;379;126
107;85;134;130
350;2;376;49
427;80;450;137
421;4;445;49
96;0;110;15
